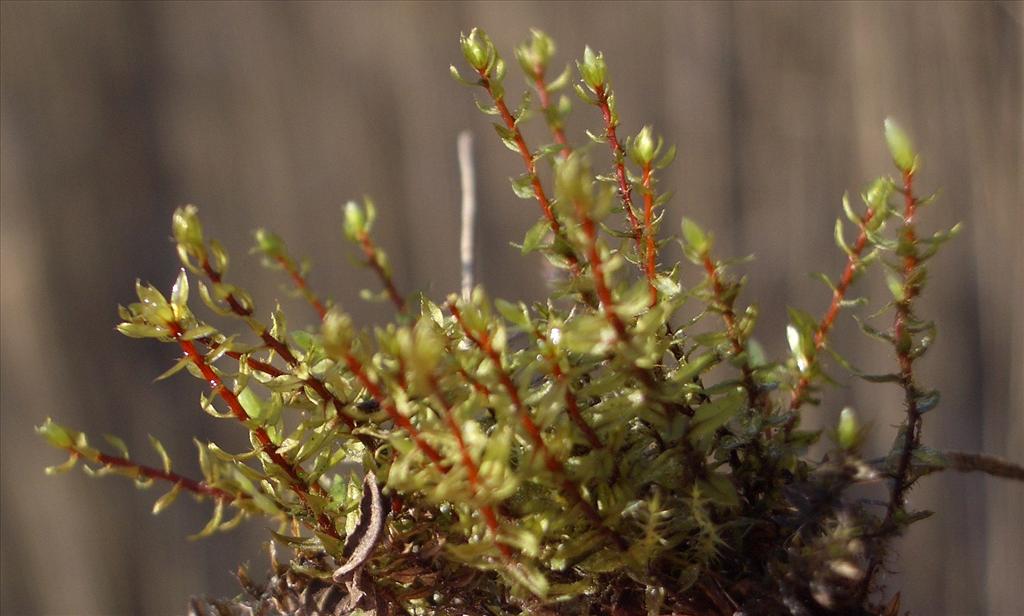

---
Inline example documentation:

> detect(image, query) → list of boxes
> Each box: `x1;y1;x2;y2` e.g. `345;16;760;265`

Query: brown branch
942;451;1024;481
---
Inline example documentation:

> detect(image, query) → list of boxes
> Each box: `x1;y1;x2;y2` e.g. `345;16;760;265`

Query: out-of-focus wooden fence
2;2;1019;614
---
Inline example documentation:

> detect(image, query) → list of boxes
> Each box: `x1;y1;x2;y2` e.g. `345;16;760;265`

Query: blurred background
1;2;1020;614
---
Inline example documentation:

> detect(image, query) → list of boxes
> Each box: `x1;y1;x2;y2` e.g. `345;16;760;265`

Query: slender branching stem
427;376;513;559
573;200;629;343
640;162;659;307
475;69;583;278
68;447;241;502
884;169;923;521
788;208;878;413
167;321;340;539
528;64;571;159
593;84;643;248
199;257;357;429
862;169;924;598
448;302;626;550
275;255;328;320
700;254;759;409
195;336;287;378
355;230;407;314
338;350;448;472
532;325;603;449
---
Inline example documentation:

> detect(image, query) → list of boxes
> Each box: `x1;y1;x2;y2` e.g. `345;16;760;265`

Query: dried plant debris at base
37;27;1022;616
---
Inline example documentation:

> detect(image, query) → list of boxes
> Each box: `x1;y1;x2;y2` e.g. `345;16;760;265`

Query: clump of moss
38;28;1021;615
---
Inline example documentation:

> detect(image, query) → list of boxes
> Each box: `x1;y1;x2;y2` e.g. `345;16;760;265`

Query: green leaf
834;219;853;255
577;45;607;90
547;64;572;92
885;271;906;302
697;472;740;509
154;355;192;382
629;125;657;165
171;205;204;248
116;323;169;339
837;407;861;450
520;219;550;254
680;217;710;257
841;192;860;226
189;498;225;540
102;434;130;458
473;96;499;116
689;389;745;443
237;387;264;423
36;418;73;449
495;299;530;328
449;64;476;86
460;28;494;72
672;352;717;385
152;483;183;514
149;435;172;473
180;325;218;341
342;201;366;240
44;454;79;475
884;117;917;173
510;173;536;199
656;144;677;170
170;269;189;309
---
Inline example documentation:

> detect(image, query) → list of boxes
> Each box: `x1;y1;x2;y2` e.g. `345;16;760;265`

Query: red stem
863;170;923;598
477;70;582;278
199;259;356;430
530;65;571;159
884;169;922;516
340;351;448;472
196;337;287;378
87;449;240;502
641;162;658;307
453;356;492;398
168;321;339;539
594;85;644;250
428;376;513;559
788;207;878;413
575;201;629;342
534;326;603;450
356;231;407;314
275;255;327;320
449;303;626;550
701;254;759;409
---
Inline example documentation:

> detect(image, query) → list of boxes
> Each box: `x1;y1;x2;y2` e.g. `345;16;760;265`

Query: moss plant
38;28;1023;615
